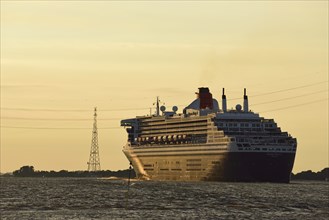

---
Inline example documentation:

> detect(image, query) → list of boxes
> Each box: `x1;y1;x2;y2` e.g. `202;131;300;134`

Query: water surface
1;178;328;219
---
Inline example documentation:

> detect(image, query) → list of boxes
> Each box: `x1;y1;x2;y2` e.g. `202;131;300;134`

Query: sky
1;1;328;173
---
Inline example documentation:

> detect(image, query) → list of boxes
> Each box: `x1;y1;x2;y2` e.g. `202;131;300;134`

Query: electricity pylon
87;107;101;171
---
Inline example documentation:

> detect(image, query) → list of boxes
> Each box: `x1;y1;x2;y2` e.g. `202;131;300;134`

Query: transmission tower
87;107;101;171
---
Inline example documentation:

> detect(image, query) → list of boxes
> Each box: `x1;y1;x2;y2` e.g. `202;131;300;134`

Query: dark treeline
12;166;136;178
291;168;328;181
8;166;329;181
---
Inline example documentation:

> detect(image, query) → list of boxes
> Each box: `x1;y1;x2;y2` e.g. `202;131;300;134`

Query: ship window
187;164;201;167
171;168;182;171
144;168;154;171
187;159;201;162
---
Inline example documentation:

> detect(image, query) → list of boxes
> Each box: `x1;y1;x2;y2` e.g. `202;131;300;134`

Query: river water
0;177;328;219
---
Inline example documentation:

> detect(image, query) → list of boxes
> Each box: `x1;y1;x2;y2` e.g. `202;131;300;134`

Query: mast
222;88;227;112
156;96;160;116
243;88;249;113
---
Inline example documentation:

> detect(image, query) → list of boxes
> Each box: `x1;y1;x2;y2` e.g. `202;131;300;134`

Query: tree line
290;168;328;181
6;165;329;181
11;166;136;178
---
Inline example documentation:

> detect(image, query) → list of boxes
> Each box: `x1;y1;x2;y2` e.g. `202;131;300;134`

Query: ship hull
206;152;296;183
125;147;296;183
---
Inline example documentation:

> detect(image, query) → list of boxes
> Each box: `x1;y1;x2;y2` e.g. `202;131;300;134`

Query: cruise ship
121;88;297;183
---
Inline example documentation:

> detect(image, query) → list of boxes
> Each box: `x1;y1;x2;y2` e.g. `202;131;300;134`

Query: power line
251;89;328;106
2;81;327;112
102;107;150;111
228;80;328;101
1;117;121;121
0;108;90;112
2;91;327;121
259;98;328;113
252;81;328;97
0;107;150;112
2;98;327;130
0;126;121;130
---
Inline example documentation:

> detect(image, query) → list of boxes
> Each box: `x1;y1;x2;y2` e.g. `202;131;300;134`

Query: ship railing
140;116;209;125
223;130;290;137
236;141;293;147
131;140;211;147
139;122;208;130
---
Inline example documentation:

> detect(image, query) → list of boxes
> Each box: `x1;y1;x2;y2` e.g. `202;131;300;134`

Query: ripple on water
0;178;328;219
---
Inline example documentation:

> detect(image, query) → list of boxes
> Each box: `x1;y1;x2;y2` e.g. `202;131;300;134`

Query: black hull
206;152;296;183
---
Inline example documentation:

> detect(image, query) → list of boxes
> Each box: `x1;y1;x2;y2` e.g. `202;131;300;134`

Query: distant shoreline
1;166;328;181
290;168;328;181
1;166;136;178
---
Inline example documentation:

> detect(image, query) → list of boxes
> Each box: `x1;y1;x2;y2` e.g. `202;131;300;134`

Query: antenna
153;96;162;116
87;107;101;171
243;88;249;112
222;88;227;112
156;96;160;116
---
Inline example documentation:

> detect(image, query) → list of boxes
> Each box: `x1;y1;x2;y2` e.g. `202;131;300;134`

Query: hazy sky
1;1;328;173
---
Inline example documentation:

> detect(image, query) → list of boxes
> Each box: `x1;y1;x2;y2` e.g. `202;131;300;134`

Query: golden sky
1;1;328;173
